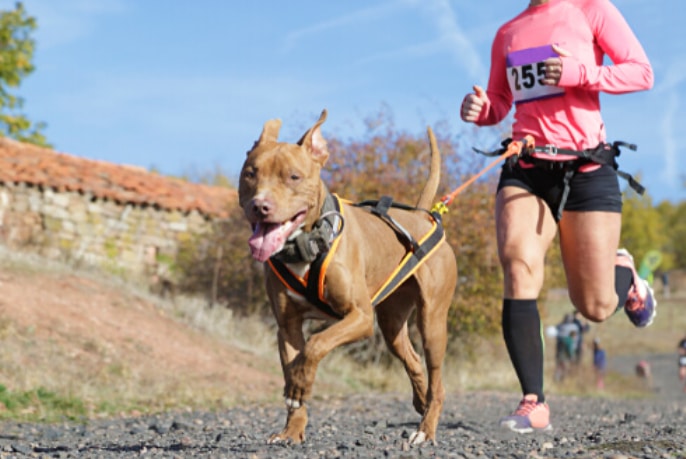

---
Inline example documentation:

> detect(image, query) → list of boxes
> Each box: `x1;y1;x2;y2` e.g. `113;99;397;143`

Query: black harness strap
370;216;444;306
268;257;344;320
355;197;445;306
357;197;421;254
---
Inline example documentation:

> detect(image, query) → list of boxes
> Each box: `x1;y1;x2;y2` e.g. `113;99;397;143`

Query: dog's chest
274;261;340;320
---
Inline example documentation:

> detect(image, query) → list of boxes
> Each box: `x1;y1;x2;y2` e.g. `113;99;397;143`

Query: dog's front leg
269;313;310;444
286;301;375;404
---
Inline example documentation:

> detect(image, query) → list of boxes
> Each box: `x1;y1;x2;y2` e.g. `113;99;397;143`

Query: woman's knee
501;257;544;297
570;296;616;322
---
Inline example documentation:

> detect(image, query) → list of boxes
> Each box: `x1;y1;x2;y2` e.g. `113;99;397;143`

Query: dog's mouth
248;210;307;262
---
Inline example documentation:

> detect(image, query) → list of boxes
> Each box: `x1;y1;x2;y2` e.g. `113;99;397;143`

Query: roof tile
0;137;236;218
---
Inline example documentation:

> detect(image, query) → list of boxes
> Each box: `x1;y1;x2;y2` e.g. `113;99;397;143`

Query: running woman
459;0;655;433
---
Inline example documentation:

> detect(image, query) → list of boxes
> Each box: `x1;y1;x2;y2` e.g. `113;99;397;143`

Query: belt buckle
544;144;558;156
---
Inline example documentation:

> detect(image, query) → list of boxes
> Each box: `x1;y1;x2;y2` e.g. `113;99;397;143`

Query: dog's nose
251;198;272;218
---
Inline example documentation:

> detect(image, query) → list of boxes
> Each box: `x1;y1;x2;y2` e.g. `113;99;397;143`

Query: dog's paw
267;435;284;445
267;431;306;445
285;397;301;409
267;434;290;445
408;430;428;445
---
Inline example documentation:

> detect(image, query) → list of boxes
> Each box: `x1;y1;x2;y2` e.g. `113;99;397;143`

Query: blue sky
10;0;686;203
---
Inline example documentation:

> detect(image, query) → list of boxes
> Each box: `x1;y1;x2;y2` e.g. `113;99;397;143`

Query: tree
620;188;668;268
324;109;505;338
656;199;686;270
0;2;50;147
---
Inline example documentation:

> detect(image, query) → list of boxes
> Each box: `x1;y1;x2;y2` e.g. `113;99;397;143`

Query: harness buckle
542;144;558;156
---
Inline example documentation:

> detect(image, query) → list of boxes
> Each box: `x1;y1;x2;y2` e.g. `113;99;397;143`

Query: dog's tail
415;127;442;210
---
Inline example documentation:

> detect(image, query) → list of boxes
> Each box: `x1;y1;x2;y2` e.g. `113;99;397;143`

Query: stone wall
0;181;214;284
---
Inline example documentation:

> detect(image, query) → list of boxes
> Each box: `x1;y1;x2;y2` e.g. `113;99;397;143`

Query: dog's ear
298;109;329;165
248;119;282;155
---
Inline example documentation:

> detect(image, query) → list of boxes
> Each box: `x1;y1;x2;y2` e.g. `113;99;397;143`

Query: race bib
506;45;564;104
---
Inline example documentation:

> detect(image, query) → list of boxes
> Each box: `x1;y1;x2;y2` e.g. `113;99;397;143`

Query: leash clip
431;201;449;216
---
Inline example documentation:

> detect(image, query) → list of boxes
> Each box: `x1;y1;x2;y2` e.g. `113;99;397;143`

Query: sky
8;0;686;203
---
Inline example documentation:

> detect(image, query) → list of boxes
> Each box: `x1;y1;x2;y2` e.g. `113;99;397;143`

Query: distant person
572;310;591;365
592;338;607;390
661;272;670;299
635;360;653;390
679;336;686;393
554;314;579;381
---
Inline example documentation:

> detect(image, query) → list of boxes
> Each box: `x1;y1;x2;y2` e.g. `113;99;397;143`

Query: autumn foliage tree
324;111;504;338
175;204;268;316
174;109;686;364
175;109;509;342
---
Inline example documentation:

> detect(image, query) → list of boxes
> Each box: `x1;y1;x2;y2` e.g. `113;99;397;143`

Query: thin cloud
655;62;685;194
282;2;405;53
420;0;486;82
22;0;127;49
659;94;678;190
284;0;486;82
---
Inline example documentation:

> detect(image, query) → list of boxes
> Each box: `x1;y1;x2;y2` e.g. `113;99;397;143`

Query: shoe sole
500;420;553;434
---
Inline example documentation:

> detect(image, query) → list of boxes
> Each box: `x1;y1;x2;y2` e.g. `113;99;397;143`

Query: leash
431;135;535;215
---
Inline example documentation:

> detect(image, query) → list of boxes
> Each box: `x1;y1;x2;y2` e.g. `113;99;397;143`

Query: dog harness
475;139;645;221
267;194;446;320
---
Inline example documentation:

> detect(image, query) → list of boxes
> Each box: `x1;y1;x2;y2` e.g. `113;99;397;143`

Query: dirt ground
0;262;283;409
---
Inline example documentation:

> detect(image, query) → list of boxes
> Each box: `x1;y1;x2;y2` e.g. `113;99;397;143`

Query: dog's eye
289;173;301;182
243;168;256;180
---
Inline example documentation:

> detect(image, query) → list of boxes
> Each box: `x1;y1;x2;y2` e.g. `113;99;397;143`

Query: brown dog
238;109;457;445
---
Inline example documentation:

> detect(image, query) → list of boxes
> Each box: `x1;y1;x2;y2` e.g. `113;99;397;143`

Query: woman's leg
496;186;557;408
558;210;621;322
497;186;558;298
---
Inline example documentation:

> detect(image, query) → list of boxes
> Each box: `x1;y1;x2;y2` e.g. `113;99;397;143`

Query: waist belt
475;139;645;221
268;195;445;319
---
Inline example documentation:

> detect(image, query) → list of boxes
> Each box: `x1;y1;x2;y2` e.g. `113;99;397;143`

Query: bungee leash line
431;135;535;215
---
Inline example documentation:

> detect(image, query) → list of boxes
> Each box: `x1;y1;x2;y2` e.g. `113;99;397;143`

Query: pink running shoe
499;394;552;433
616;249;657;328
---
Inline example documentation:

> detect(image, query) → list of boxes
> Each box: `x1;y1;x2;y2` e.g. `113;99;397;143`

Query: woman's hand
460;85;488;122
541;44;571;86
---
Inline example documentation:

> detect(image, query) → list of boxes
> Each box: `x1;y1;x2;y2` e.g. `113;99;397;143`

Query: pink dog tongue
248;222;287;262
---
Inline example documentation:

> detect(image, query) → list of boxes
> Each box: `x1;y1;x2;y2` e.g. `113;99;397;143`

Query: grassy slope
0;245;682;421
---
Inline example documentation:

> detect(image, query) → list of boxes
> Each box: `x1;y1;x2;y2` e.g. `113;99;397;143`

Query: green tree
0;2;50;147
619;188;668;269
656;199;686;270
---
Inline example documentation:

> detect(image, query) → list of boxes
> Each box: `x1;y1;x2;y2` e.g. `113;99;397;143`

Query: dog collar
272;190;343;264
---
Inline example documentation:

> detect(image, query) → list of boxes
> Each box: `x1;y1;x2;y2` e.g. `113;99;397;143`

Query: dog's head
238;109;330;262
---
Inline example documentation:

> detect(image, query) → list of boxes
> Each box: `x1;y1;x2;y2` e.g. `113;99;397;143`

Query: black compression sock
615;265;633;312
502;299;545;403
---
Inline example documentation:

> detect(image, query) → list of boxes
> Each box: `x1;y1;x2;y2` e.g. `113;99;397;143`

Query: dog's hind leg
410;297;450;444
410;260;455;445
376;291;429;416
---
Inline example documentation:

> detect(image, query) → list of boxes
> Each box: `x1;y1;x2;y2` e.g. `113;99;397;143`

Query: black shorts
497;162;622;220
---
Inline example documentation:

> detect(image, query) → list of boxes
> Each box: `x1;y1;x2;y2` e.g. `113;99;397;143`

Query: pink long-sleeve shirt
476;0;653;156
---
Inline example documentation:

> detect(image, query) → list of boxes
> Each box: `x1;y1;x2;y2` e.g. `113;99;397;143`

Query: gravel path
0;389;684;459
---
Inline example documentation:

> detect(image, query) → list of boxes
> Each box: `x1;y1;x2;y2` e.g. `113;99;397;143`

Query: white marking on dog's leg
285;398;301;409
409;430;427;445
